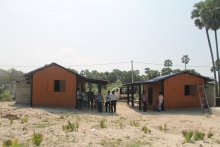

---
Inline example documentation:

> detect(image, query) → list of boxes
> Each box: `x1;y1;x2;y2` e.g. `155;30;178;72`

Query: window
48;80;65;92
184;85;195;96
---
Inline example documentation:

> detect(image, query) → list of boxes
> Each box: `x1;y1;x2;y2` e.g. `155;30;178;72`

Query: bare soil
0;102;220;147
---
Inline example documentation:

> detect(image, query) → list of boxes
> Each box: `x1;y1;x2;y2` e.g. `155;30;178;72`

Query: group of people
141;91;164;112
76;88;118;113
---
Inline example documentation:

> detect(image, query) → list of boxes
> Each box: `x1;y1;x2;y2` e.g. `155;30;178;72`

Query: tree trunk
206;28;218;96
215;30;220;106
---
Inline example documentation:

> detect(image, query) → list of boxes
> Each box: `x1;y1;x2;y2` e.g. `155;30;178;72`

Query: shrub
207;132;214;138
100;119;106;128
62;120;79;132
159;125;163;131
130;121;140;127
31;132;43;146
142;125;151;134
2;140;12;147
164;123;167;130
194;131;205;141
182;130;193;143
10;118;13;125
0;90;12;101
21;117;28;123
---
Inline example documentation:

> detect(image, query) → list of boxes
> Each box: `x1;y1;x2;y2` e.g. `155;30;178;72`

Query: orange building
16;63;108;107
123;71;214;110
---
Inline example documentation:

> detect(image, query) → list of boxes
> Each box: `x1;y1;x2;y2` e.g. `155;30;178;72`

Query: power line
0;61;212;68
134;62;212;68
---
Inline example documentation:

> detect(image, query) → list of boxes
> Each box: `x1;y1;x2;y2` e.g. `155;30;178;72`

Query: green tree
186;69;200;75
67;68;78;73
112;69;122;81
164;59;173;68
172;69;181;73
181;55;190;70
200;0;220;96
148;70;160;79
108;72;117;83
0;69;8;85
161;67;172;75
144;68;151;74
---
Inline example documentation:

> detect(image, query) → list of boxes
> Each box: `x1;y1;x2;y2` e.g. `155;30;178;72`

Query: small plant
0;121;2;127
75;121;79;131
119;123;123;129
88;141;92;146
130;121;140;127
159;125;163;131
100;119;106;128
142;125;151;134
31;131;43;146
182;130;193;143
21;117;28;123
194;131;205;141
125;135;130;139
42;118;48;122
2;139;12;147
164;123;167;130
207;132;213;138
62;121;75;132
10;118;13;125
11;139;20;147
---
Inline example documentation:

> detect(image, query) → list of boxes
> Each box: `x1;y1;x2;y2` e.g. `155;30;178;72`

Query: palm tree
191;1;218;96
164;59;173;68
181;55;190;70
200;0;220;96
144;68;151;74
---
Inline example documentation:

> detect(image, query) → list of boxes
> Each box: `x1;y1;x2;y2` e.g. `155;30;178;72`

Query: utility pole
131;60;133;83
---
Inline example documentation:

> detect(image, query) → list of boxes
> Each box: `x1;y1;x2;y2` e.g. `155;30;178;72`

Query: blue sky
0;0;219;78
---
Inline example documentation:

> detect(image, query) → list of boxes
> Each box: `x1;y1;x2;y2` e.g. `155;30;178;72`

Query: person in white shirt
77;88;82;110
82;89;88;112
105;91;111;113
110;91;118;113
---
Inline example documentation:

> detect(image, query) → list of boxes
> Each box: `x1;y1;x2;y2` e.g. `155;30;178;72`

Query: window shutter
190;85;195;95
59;80;65;92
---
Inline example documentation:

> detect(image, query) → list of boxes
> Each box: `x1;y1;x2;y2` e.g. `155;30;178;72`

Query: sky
0;0;219;78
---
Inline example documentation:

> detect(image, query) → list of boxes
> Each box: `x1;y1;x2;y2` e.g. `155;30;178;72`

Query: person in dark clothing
96;92;103;112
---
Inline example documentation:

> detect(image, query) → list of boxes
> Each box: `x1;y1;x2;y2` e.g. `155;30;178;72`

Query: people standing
105;91;111;113
82;89;88;112
96;92;103;113
77;88;82;110
142;91;148;112
110;91;117;113
87;88;94;111
158;92;164;112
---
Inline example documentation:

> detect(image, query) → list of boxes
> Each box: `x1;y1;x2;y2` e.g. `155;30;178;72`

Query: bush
207;132;214;138
100;119;107;128
62;120;79;132
182;130;193;143
142;125;151;133
194;131;205;141
0;90;12;101
31;132;43;146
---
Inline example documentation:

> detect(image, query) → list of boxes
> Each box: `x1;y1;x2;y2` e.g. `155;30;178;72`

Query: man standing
158;92;164;112
110;91;117;113
96;92;103;113
105;91;111;112
142;91;147;112
77;88;82;110
81;89;88;112
87;88;94;111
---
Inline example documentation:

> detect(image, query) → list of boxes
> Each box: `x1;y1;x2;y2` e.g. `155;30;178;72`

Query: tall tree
148;70;160;79
181;55;190;70
144;68;151;74
200;0;220;96
164;59;173;68
191;0;218;96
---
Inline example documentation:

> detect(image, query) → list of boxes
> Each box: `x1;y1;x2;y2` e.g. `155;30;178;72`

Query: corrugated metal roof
123;71;214;86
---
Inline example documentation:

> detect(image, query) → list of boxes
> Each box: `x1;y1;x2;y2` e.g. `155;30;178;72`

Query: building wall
32;65;77;107
15;79;31;104
164;73;204;109
143;81;161;106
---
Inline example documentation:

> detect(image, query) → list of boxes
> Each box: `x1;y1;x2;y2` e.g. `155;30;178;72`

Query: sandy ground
0;102;220;147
